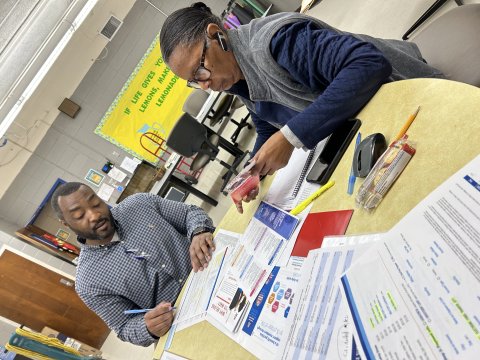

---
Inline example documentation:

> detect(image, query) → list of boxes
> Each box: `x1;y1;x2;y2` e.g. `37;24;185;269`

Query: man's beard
74;212;115;241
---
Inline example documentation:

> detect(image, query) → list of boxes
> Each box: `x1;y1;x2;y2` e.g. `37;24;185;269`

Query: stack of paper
341;155;480;359
279;234;382;360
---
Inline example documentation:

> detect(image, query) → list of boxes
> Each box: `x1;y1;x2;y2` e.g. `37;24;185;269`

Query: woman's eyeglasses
187;38;212;89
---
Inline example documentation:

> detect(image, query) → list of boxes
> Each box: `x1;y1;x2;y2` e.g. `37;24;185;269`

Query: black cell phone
306;119;362;184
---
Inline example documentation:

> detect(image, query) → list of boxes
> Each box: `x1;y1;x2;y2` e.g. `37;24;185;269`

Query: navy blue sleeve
250;111;279;157
270;21;392;148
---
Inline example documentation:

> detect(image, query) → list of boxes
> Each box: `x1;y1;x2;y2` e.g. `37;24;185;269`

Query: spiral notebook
265;139;326;210
292;146;317;198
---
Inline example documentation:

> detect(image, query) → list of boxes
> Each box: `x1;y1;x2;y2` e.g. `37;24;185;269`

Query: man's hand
252;131;294;176
190;232;215;272
235;186;259;214
144;302;174;338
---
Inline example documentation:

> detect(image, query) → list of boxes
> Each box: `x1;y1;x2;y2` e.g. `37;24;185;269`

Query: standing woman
160;2;443;211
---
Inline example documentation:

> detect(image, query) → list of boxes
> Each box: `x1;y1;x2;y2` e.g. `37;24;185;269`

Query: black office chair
182;90;234;127
166;113;249;194
209;94;235;126
182;89;211;118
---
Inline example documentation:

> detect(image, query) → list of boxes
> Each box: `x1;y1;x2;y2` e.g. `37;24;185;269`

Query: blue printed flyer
253;201;299;240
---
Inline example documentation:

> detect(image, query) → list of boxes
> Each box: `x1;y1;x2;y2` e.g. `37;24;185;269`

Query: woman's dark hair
160;2;223;63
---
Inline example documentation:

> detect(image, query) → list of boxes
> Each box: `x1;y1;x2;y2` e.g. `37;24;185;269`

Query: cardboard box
41;327;102;358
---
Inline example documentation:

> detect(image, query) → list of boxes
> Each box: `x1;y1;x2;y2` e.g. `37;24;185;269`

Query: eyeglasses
187;38;212;89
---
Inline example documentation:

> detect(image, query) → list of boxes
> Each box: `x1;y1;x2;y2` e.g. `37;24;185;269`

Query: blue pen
347;132;362;195
124;306;176;315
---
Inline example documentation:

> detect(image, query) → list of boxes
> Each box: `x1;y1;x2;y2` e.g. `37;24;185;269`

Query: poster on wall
95;36;192;164
85;169;105;186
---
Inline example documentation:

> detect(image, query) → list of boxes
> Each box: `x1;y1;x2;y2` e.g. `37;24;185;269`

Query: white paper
208;268;251;333
265;140;326;210
280;235;380;360
97;183;115;202
173;230;240;331
108;166;127;182
341;155;480;359
164;231;241;351
160;350;189;360
227;202;300;302
120;156;141;173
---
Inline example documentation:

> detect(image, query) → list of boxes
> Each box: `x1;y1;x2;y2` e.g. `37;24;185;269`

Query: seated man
51;182;215;346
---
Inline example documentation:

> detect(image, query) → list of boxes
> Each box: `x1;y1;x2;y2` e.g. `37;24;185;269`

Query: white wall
0;0;137;198
308;0;480;39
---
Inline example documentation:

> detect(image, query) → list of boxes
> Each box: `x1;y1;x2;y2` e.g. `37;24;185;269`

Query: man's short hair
51;182;88;220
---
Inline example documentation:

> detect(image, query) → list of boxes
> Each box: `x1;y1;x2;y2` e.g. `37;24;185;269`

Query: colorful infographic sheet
207;257;305;359
228;202;300;301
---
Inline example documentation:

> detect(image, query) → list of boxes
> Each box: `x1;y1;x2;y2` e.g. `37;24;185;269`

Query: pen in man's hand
124;306;176;315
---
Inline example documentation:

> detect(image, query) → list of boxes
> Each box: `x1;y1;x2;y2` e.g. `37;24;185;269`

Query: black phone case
306;119;362;185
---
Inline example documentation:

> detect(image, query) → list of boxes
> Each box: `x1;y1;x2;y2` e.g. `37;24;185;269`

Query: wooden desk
154;79;480;359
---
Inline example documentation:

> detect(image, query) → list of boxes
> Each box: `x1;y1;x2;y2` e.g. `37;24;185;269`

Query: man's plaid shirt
75;193;214;346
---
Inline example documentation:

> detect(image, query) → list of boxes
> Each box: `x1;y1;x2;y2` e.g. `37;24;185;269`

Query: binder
239;0;267;16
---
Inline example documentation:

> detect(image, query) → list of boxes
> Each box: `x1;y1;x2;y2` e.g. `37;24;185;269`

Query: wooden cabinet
0;248;110;348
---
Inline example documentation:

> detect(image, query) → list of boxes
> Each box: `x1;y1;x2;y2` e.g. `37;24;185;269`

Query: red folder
291;210;353;257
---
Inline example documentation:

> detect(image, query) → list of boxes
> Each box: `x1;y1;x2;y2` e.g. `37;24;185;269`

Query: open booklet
279;234;382;360
164;230;241;350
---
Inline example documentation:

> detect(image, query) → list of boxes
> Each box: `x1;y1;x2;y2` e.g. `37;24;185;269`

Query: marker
124;306;176;315
290;180;335;215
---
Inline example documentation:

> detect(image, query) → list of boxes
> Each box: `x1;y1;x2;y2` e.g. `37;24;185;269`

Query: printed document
227;202;299;301
279;234;381;360
207;257;305;359
173;230;240;331
341;155;480;359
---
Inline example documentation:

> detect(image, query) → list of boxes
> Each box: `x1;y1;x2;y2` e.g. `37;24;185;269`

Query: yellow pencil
393;106;421;142
290;180;335;215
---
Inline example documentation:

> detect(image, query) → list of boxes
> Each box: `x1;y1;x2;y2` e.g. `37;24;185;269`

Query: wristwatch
191;226;214;240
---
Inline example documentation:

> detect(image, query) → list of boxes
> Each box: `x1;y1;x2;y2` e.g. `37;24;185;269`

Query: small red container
225;162;260;204
229;174;260;203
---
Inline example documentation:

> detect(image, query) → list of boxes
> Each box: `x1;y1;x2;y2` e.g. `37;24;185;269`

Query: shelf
15;225;78;265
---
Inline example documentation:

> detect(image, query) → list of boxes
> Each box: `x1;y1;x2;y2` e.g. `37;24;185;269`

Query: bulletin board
95;36;192;164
